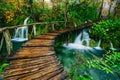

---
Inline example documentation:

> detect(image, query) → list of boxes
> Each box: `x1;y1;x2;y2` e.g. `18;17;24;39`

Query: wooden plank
13;47;54;55
22;39;54;47
35;35;56;40
8;51;55;60
4;62;62;80
4;55;57;70
16;50;54;55
7;47;55;60
49;70;67;80
19;64;62;80
34;68;63;80
4;60;60;78
9;55;56;65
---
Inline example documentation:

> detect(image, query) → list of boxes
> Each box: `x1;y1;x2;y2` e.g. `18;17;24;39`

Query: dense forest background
0;0;120;27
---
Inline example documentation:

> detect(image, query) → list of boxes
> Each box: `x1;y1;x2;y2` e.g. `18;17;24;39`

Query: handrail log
0;21;70;33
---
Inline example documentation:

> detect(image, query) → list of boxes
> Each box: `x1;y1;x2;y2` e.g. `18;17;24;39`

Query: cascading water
94;39;102;49
12;17;29;42
110;41;118;51
63;28;105;57
64;28;93;49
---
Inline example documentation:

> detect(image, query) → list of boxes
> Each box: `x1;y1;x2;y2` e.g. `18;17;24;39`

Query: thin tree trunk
110;0;117;16
43;0;44;8
108;1;112;16
98;0;104;18
65;0;69;28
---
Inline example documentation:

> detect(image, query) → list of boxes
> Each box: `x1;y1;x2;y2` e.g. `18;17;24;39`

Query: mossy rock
89;39;97;47
101;41;110;49
81;39;97;47
82;40;87;46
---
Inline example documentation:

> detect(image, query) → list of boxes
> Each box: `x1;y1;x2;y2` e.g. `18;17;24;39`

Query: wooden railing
0;21;74;55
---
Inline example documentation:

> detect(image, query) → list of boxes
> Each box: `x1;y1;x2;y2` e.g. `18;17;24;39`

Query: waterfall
110;42;114;49
110;42;119;51
74;32;82;44
97;40;101;47
94;40;102;49
63;28;91;49
74;28;90;45
110;41;117;50
12;17;29;42
63;28;104;50
81;28;90;46
63;28;105;56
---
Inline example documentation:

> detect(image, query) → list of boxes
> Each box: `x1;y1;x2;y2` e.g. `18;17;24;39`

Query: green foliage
0;63;9;72
90;18;120;48
68;1;98;25
103;51;120;71
68;51;120;80
0;2;14;27
0;0;99;28
0;52;9;72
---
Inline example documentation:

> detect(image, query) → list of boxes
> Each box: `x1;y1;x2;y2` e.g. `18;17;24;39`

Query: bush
90;18;120;48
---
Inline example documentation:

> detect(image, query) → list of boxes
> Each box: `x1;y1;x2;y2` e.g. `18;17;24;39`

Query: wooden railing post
52;23;55;31
74;23;77;27
33;24;36;36
66;33;69;46
0;35;4;52
3;30;12;55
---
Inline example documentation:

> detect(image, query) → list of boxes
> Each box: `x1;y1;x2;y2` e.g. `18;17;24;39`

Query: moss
89;39;97;47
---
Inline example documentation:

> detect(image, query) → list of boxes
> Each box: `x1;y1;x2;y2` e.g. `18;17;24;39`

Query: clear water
55;47;76;72
55;46;120;80
12;41;26;52
55;46;105;71
1;41;26;56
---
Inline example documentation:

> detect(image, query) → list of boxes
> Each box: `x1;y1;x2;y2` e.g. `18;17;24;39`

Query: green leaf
0;68;3;72
1;63;9;68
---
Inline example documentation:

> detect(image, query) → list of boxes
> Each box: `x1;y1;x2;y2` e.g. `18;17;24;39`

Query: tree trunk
98;0;104;18
65;0;69;28
101;0;112;18
43;0;44;8
110;0;117;15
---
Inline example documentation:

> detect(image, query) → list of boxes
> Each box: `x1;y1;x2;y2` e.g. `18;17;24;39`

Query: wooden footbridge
0;20;101;80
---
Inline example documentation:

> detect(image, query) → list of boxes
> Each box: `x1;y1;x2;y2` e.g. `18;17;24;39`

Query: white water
74;32;82;44
63;28;105;56
12;17;29;42
110;42;117;51
94;39;102;50
64;28;93;50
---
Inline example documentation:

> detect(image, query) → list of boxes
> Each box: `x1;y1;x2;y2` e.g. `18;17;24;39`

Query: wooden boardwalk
2;20;101;80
